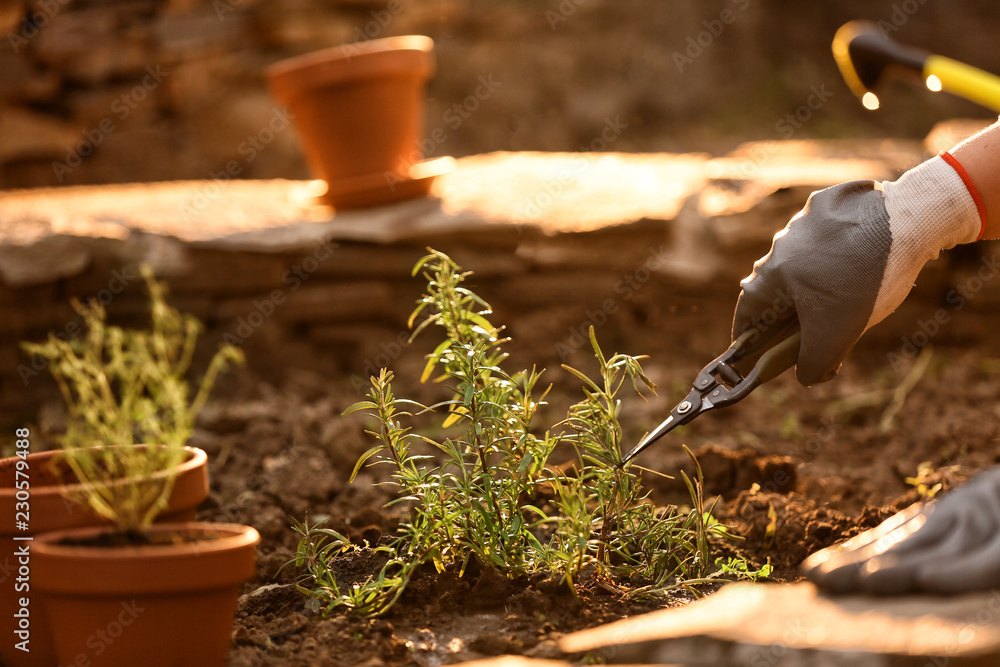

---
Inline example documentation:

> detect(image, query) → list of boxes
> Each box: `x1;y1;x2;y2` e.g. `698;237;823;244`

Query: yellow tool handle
925;55;1000;113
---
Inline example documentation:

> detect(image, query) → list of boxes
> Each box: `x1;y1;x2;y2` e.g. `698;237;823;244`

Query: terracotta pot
33;522;259;667
266;35;453;209
0;446;209;667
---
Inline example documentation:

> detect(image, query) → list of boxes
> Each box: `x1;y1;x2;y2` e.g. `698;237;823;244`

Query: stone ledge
0;147;911;288
6;143;999;421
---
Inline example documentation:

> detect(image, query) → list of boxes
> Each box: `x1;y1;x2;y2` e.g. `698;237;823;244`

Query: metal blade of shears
620;386;703;464
619;319;801;466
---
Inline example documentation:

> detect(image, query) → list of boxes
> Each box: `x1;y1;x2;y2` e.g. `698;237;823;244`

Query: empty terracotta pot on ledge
266;35;454;210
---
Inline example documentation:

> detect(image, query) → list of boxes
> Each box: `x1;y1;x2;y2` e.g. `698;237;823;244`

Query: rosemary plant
291;250;731;616
22;266;243;534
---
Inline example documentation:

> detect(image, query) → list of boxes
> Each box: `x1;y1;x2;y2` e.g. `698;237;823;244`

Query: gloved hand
800;466;1000;594
733;153;985;385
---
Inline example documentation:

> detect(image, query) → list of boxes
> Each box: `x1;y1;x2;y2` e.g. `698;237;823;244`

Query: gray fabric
733;180;893;385
801;467;1000;594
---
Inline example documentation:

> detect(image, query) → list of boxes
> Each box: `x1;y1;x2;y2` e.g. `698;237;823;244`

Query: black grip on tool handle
730;318;799;370
755;329;802;383
845;26;928;89
719;320;801;405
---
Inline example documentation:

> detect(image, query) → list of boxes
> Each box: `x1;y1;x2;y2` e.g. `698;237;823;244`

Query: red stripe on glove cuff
941;150;987;241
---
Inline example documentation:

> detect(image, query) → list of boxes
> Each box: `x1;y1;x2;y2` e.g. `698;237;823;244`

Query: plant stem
597;469;624;565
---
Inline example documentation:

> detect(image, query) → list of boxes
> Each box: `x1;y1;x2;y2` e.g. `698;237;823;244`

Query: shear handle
730;317;801;372
709;329;802;408
687;318;798;401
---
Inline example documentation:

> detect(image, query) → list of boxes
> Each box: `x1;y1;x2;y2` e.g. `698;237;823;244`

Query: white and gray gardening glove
800;467;1000;594
733;153;985;385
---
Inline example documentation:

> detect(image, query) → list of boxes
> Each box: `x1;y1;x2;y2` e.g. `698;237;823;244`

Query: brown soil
163;320;1000;666
57;527;225;548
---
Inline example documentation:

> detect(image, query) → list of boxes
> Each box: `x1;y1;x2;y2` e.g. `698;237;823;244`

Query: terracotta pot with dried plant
4;266;253;666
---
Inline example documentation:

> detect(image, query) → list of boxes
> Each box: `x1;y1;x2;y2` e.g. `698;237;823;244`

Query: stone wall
2;0;999;190
4;143;1000;425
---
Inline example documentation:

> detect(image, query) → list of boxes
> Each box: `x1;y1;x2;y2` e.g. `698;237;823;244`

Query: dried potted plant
0;444;207;667
4;267;256;667
266;35;454;209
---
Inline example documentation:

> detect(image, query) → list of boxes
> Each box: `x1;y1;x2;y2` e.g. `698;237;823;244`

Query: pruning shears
620;319;802;465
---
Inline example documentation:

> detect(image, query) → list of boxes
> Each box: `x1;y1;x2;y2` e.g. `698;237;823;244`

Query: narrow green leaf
342;400;377;416
560;364;603;393
467;312;496;333
442;409;465;428
349;445;383;483
421;339;452;383
588;326;607;369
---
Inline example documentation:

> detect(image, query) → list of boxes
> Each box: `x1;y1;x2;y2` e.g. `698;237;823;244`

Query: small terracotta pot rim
266;35;435;101
0;444;206;498
33;522;260;596
32;521;260;557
